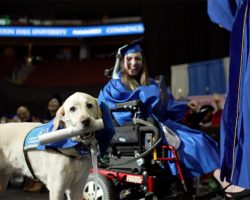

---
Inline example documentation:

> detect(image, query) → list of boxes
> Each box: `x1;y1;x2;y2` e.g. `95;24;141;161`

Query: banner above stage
0;23;144;38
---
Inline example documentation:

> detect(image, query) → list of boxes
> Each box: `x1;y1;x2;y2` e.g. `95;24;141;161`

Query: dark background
0;0;230;78
0;0;231;117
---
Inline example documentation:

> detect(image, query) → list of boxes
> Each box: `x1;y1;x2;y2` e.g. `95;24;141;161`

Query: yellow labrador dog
0;92;101;200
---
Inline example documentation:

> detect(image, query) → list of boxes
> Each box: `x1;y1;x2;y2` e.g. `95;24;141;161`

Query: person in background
198;104;215;128
208;0;250;198
11;106;40;123
184;94;222;130
211;93;223;128
12;106;32;122
43;94;62;123
181;103;205;129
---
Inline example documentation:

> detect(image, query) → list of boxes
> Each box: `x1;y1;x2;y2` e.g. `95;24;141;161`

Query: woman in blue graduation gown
98;44;220;178
208;0;250;191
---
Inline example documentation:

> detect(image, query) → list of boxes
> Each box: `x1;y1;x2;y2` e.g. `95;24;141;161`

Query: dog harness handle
38;119;104;145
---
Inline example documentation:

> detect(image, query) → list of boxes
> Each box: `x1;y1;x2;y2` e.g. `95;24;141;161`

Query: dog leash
23;129;39;181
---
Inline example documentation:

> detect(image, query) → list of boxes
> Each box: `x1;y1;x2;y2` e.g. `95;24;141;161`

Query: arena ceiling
0;0;147;20
0;1;211;23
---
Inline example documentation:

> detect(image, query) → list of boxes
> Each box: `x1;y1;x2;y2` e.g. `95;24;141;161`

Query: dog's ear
95;98;102;119
53;106;65;131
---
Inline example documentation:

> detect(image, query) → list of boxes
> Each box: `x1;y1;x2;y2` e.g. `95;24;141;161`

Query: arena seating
23;58;114;86
0;59;22;80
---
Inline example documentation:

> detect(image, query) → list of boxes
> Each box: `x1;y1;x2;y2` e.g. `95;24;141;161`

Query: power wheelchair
83;99;188;200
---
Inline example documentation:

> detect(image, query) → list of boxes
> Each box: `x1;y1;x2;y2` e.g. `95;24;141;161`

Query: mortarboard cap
121;43;143;56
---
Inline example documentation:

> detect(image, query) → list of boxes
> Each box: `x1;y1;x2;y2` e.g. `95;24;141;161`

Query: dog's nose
81;117;90;126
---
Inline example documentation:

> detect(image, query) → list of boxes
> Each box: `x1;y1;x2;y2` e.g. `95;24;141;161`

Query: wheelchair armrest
110;100;142;112
139;125;159;142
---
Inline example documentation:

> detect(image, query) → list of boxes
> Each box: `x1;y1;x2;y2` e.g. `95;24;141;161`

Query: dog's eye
86;103;93;109
70;106;76;112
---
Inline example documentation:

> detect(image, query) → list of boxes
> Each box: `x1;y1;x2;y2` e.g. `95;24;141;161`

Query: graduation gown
208;0;250;188
99;78;220;178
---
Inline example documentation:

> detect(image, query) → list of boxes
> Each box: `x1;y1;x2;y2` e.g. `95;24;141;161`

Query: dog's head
53;92;102;144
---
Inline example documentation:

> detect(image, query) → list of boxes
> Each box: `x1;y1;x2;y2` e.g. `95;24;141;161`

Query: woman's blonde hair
120;54;149;90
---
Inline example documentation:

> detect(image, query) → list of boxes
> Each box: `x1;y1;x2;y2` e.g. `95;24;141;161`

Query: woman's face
123;52;143;77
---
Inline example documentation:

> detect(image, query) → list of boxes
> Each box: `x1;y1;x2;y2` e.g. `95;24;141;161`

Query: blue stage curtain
188;59;226;95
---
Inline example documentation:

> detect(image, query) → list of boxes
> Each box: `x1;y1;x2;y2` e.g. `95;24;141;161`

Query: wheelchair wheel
83;173;115;200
